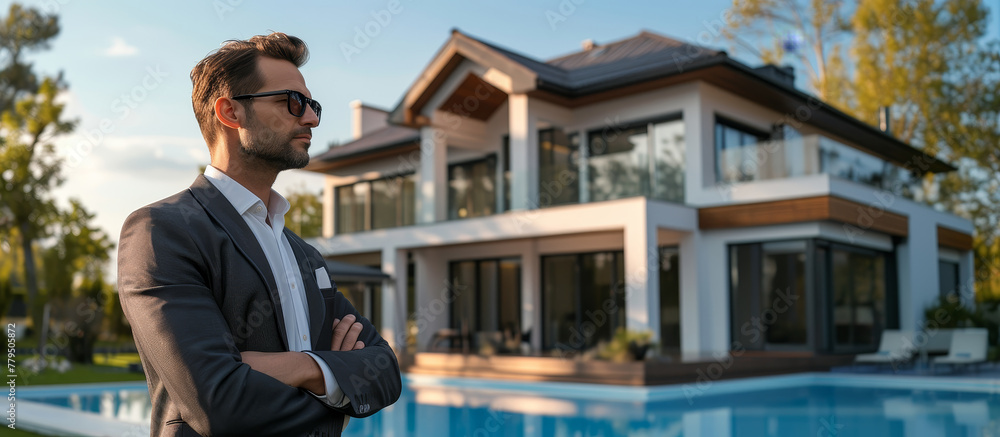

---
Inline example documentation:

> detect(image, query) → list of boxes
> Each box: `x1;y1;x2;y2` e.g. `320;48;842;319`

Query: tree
0;4;59;112
0;4;73;327
724;0;853;107
284;185;323;238
41;200;115;300
725;0;1000;299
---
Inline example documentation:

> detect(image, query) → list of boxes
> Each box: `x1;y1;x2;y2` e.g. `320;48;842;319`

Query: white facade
307;33;975;361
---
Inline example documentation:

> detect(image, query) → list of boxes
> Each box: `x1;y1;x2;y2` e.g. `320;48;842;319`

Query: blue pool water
19;374;1000;436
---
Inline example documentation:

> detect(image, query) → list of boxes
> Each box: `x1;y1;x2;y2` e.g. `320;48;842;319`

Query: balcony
717;135;922;198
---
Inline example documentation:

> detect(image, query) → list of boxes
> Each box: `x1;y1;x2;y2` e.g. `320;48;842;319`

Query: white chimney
581;39;598;51
350;100;390;140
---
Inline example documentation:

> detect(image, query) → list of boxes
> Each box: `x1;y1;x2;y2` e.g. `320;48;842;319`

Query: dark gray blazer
117;175;401;437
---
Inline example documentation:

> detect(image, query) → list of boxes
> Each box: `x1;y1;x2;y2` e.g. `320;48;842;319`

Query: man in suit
117;32;401;436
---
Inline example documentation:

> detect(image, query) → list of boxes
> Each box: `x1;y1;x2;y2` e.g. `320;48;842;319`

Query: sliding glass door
730;239;896;353
730;241;809;350
542;251;626;352
828;245;890;352
449;258;522;352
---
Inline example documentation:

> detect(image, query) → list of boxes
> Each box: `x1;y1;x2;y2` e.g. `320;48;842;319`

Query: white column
418;127;447;224
508;94;538;211
322;176;335;238
898;216;939;332
522;240;541;352
381;247;408;355
624;202;660;342
414;249;449;351
678;232;702;358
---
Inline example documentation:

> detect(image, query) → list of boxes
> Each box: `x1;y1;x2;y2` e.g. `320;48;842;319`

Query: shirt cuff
303;352;349;408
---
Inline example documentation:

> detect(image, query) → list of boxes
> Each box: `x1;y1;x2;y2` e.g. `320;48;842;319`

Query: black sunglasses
232;89;322;124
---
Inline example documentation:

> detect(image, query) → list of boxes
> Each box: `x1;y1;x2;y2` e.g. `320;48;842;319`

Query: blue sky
4;0;998;279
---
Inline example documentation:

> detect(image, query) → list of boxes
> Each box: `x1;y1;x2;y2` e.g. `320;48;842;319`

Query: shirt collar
203;165;290;223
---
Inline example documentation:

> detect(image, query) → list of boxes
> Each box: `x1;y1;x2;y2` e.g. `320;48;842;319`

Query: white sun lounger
854;330;914;368
932;328;988;373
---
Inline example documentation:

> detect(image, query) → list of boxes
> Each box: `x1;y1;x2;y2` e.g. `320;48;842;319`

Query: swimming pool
18;373;1000;436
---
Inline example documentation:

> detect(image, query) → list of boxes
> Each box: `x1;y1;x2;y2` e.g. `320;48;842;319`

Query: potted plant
598;328;654;362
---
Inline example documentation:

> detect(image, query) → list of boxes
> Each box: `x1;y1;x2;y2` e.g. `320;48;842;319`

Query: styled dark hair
190;32;309;144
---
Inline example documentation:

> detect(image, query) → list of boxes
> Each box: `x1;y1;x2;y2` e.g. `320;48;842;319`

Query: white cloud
104;37;139;57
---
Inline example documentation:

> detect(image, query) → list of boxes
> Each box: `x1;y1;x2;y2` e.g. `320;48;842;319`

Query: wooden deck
406;351;856;386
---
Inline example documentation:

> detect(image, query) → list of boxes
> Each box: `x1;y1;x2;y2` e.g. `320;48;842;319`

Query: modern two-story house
304;30;974;373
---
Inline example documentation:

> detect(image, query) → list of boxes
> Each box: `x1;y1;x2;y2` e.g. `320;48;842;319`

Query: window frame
540;249;626;352
447;153;498;220
714;115;771;183
582;112;684;203
333;171;417;234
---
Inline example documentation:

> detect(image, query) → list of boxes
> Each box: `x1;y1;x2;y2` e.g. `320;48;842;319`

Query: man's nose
300;105;319;127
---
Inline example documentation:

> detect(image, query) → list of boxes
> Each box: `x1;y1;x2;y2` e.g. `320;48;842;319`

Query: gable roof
314;29;952;174
388;29;725;118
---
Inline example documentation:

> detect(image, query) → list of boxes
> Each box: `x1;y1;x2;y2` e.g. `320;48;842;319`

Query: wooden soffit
699;195;909;237
396;31;537;127
437;73;508;121
937;226;974;251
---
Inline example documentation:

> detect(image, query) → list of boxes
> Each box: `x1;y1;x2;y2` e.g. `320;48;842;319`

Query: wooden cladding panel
699;195;908;237
699;196;830;229
827;196;908;237
938;226;974;251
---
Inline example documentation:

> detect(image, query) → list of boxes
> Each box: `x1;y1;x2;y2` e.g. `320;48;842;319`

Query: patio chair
931;328;988;373
854;330;915;369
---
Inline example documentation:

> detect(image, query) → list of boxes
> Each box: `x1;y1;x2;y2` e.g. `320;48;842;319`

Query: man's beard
238;110;311;171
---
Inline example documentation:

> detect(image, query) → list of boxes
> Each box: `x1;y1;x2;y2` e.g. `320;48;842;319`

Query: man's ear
214;97;242;130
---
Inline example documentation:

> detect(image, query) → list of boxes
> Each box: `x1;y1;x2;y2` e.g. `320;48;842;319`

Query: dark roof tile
312;125;419;162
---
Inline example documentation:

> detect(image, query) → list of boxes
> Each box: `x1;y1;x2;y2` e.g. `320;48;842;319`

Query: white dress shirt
204;166;346;407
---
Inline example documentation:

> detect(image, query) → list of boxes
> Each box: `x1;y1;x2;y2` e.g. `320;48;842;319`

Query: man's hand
240;351;326;395
331;314;366;351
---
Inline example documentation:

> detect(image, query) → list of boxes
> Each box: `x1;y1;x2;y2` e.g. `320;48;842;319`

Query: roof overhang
529;56;953;174
324;260;390;283
388;30;538;128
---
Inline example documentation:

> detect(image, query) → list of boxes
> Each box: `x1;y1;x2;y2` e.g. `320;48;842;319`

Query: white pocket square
315;267;332;289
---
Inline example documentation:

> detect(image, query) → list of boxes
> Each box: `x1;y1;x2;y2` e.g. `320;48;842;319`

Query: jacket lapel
188;175;289;350
284;230;326;346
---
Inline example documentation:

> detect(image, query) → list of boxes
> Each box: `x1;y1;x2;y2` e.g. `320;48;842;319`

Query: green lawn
6;427;48;437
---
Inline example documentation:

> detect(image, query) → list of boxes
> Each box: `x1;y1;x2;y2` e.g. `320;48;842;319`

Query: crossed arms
240;314;366;396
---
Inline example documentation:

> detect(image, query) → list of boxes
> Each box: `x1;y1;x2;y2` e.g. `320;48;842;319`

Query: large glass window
335;183;368;234
538;128;579;207
831;248;888;351
730;241;809;350
730;239;895;353
542;251;625;352
651;120;685;202
589;124;648;202
939;260;960;298
659;246;681;353
448;155;497;220
371;174;416;230
714;118;921;198
715;117;770;183
586;116;684;203
335;173;416;233
449;258;522;353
